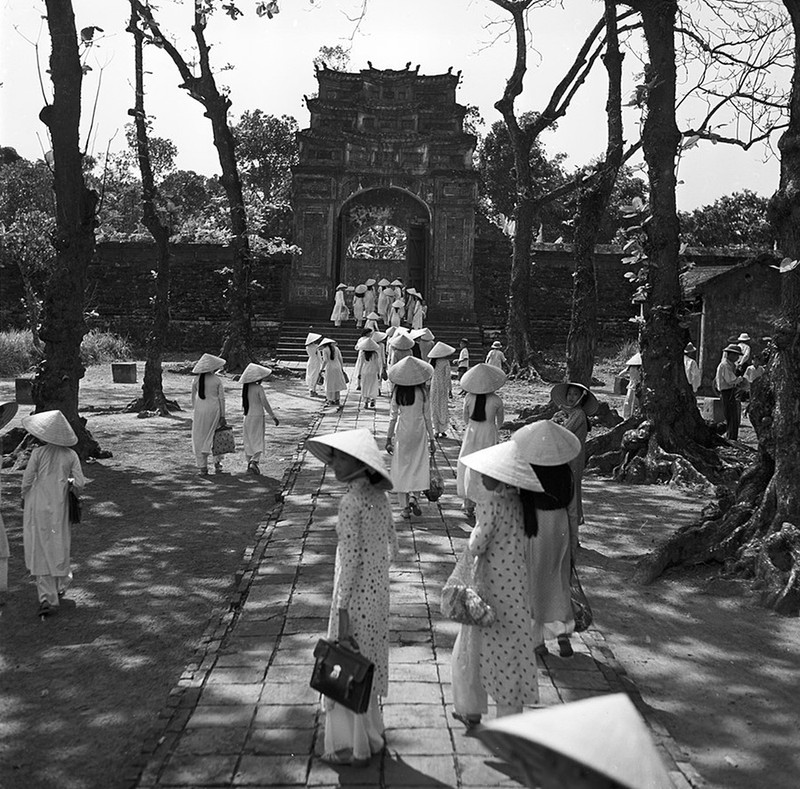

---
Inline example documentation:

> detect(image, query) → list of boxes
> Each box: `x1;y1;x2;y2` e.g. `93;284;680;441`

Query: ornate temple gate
288;64;478;321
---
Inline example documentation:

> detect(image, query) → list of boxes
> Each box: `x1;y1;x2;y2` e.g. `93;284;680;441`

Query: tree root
124;396;182;417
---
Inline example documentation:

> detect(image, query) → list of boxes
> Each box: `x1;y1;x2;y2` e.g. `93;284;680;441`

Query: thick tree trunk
505;195;538;372
566;0;624;386
37;1;104;460
128;3;175;415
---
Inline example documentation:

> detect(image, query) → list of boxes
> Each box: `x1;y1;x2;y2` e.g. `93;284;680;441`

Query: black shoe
410;496;421;516
557;635;574;658
37;600;55;617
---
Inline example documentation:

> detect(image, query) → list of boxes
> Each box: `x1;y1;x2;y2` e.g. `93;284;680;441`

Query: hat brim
22;412;78;447
550;383;599;416
387;357;433;386
460;363;507;394
512;420;582;465
0;402;19;431
305;429;392;490
461;442;543;492
428;342;456;359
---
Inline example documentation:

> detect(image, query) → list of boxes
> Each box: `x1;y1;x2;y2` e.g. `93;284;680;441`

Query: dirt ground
0;363;798;789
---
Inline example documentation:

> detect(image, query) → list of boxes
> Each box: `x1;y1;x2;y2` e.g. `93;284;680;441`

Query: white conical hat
388;356;433;386
372;331;388;343
410;328;434;341
378;278;391;286
461;441;543;492
22;410;77;447
0;402;18;431
335;282;347;290
305;332;323;345
391;299;404;308
684;342;696;353
460;363;507;394
366;312;381;320
356;337;380;353
306;428;392;490
406;287;418;295
192;353;226;374
550;382;600;416
365;278;376;286
475;694;674;789
512;419;581;465
389;332;414;350
355;284;367;294
427;341;456;359
626;352;642;366
318;337;336;348
240;363;273;385
391;279;403;286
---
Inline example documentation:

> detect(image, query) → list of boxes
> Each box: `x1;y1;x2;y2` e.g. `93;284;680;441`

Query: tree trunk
505;194;538;372
37;1;104;460
566;0;624;386
127;3;176;415
631;0;712;453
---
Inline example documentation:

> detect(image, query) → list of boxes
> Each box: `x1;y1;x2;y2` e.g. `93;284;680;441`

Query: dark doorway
407;221;427;295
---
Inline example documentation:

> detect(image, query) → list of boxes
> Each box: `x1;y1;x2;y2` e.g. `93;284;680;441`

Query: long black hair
523;463;574;538
363;350;375;362
242;381;253;415
470;393;487;422
327;344;336;360
411;343;422;359
395;384;417;406
198;372;206;399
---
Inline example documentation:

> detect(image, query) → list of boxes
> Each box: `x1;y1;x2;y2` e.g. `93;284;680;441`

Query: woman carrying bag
450;440;541;727
457;363;506;519
385;356;436;520
191;353;227;475
512;420;581;659
240;363;279;475
305;428;397;767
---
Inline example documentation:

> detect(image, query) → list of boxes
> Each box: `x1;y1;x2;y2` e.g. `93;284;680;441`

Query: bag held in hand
310;638;374;714
212;424;235;455
67;482;81;524
440;550;496;627
424;454;445;502
570;562;593;632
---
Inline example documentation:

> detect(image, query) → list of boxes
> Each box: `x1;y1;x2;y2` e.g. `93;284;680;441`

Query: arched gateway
288;63;478;320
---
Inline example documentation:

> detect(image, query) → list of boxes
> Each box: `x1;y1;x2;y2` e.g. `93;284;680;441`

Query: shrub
0;329;133;377
0;329;38;377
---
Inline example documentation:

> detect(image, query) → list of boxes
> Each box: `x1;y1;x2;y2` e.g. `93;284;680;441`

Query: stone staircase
276;319;487;364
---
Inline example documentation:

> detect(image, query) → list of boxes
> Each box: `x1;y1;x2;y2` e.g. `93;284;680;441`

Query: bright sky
0;0;787;211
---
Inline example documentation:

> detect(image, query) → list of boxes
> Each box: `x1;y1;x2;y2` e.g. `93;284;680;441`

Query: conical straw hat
626;352;642;366
388;356;433;386
389;332;415;350
684;342;696;353
335;282;347;290
391;299;405;308
366;312;381;320
512;420;581;465
378;278;390;286
428;342;456;359
475;694;674;789
318;337;336;348
461;441;543;492
410;328;434;341
0;402;18;431
372;331;388;343
192;353;226;374
306;428;392;490
305;332;323;345
22;410;77;447
240;363;273;385
355;284;367;294
356;338;380;353
365;278;376;286
550;382;600;416
391;279;403;286
460;363;507;394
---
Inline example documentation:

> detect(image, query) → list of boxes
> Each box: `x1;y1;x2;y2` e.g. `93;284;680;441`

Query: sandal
401;507;411;520
410;496;421;516
451;710;482;730
557;634;574;658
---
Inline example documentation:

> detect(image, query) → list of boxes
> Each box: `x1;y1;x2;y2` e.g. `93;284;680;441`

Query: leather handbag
310;638;374;714
212;424;235;455
67;481;81;524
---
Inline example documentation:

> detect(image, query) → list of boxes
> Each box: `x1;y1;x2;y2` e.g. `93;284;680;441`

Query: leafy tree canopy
678;189;774;249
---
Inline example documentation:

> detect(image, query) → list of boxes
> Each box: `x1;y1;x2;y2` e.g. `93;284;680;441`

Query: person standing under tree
21;410;86;618
305;428;397;768
715;344;744;440
240;363;279;476
485;341;507;371
191;353;227;475
683;343;701;393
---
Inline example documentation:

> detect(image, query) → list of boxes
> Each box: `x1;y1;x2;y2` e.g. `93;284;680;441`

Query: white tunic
388;387;433;492
320;345;347;398
243;383;271;459
430;359;452;433
330;290;348;323
457;392;504;501
305;344;322;391
192;373;226;456
378;289;392;322
354;351;381;401
411;302;426;330
353;295;366;321
684;355;701;392
22;444;85;576
363;288;376;314
485;349;506;369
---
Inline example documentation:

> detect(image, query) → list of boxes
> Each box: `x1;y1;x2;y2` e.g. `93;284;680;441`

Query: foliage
679;189;774;249
347;224;407;259
0;155;55;224
314;44;350;72
79;328;133;366
0;329;40;377
477;116;570;240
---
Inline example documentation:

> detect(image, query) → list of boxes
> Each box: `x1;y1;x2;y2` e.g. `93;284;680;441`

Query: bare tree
125;0;177;415
36;0;105;459
133;0;257;372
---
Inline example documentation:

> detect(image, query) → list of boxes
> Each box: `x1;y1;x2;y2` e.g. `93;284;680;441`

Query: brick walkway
132;381;702;789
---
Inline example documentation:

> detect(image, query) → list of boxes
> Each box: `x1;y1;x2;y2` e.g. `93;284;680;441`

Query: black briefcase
310;638;374;714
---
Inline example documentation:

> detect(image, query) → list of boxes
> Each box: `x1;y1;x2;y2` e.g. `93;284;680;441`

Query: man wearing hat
736;332;753;373
485;341;507;371
683;343;701;393
715;344;744;440
21;410;85;617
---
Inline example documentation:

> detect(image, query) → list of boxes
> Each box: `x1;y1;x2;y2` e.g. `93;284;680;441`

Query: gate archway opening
336;186;430;293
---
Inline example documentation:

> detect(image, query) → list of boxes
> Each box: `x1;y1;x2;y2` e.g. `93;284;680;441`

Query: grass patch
0;329;133;377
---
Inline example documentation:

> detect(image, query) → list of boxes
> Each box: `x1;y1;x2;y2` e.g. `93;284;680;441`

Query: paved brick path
132;380;702;788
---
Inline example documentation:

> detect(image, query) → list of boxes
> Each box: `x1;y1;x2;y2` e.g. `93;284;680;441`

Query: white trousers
323;693;384;761
36;572;72;605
